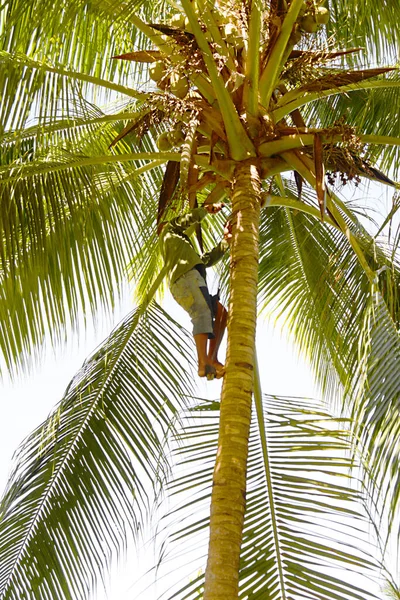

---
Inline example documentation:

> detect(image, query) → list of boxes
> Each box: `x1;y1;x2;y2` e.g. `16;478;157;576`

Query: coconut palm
1;0;400;598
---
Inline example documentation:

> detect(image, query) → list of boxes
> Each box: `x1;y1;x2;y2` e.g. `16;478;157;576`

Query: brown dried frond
148;23;196;46
108;107;166;148
299;67;395;93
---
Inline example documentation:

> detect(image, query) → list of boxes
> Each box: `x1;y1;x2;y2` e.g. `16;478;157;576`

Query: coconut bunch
112;0;333;155
298;1;330;35
110;0;396;225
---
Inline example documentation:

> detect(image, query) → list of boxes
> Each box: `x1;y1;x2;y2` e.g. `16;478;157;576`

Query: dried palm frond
288;47;363;62
109;107;165;148
148;23;196;45
157;161;180;227
112;50;162;63
299;67;396;93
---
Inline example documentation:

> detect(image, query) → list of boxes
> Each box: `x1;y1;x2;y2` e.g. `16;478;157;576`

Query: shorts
171;269;214;337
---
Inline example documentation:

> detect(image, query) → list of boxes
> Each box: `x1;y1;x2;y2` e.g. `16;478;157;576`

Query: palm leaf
327;0;400;64
0;114;178;371
155;395;385;600
256;192;400;542
0;302;194;600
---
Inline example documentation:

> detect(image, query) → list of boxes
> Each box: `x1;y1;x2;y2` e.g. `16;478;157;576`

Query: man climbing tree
158;202;231;379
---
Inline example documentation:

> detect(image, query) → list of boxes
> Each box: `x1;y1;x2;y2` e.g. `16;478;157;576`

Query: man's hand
223;219;233;244
205;202;225;214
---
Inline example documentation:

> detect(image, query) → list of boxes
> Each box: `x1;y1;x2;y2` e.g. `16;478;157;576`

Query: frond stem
181;0;256;160
253;354;287;600
1;152;180;182
273;80;400;122
259;0;305;107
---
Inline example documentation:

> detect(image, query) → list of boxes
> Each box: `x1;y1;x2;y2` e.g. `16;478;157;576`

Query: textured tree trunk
204;161;261;599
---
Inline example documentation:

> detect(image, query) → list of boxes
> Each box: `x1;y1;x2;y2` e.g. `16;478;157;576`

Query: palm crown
2;0;400;598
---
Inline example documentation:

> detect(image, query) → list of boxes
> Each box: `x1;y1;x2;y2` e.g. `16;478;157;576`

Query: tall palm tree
1;0;400;598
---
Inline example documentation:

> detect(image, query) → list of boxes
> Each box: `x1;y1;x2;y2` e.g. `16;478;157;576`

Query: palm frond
155;395;385;600
0;113;176;372
0;50;144;134
0;302;194;600
328;0;400;64
256;190;400;547
257;188;400;396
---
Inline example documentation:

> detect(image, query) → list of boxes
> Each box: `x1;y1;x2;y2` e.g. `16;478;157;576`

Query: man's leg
171;270;215;377
207;301;227;378
194;333;209;377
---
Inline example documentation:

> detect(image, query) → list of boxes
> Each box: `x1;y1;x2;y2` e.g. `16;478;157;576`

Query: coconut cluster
299;2;330;34
156;124;185;151
151;5;244;150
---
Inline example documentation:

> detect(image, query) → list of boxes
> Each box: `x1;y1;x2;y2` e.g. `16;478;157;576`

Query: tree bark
204;160;261;599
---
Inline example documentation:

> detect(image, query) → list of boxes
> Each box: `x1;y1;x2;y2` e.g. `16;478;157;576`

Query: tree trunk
204;161;261;599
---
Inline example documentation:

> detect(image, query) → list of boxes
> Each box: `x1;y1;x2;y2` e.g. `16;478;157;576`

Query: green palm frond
0;302;194;600
350;293;400;531
0;50;144;133
156;395;385;600
257;191;400;541
0;112;176;371
257;190;400;395
328;0;400;64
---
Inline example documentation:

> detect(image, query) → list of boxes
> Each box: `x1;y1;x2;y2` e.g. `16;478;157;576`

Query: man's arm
201;240;229;267
201;219;232;267
167;203;226;234
168;207;208;234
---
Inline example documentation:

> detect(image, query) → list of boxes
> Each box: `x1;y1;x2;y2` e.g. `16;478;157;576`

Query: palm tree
1;0;400;598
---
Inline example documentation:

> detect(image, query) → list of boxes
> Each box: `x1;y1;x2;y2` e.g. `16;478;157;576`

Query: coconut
169;127;185;146
170;73;189;99
299;14;319;33
315;6;330;24
157;132;174;151
149;61;166;82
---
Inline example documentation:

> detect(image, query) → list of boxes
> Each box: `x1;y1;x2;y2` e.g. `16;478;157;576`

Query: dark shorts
171;269;214;337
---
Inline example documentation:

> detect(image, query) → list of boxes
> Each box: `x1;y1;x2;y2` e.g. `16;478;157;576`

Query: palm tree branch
0;51;145;100
156;395;384;600
253;355;287;600
281;149;375;280
0;303;194;600
243;0;262;117
273;79;400;122
259;0;305;106
0;152;179;182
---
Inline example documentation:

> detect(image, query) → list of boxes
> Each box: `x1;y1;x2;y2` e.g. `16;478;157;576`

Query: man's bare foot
198;364;207;377
210;361;225;379
198;364;219;379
